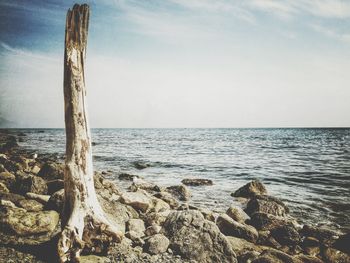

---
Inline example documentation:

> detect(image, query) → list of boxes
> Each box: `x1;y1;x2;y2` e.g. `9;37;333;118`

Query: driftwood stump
58;4;122;262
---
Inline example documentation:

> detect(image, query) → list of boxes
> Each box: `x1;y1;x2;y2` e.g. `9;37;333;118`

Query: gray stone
226;206;250;223
216;214;259;243
245;195;289;217
232;180;267;198
120;190;153;213
163;210;237;263
166;185;191;201
145;234;170;255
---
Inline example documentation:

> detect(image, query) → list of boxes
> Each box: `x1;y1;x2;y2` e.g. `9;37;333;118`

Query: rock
0;192;26;206
226;206;250;223
0;206;59;236
0;182;9;193
154;191;179;209
249;212;290;231
18;199;43;212
334;233;350;255
216;214;259;243
166;185;191;201
46;179;64;194
301;236;320;256
163;210;237;263
133;161;151;170
130;178;160;192
30;164;41;174
127;219;145;238
232;180;267;198
150;197;170;213
294;254;323;263
200;208;216;222
226;236;265;257
321;247;350;263
238;251;261;263
145;224;162;236
251;249;299;263
145;234;170;255
26;192;50;204
120;190;153;213
0;247;44;263
271;225;301;246
46;189;64;213
300;225;340;246
0;171;16;189
144;210;171;226
0;199;17;208
181;178;213;186
16;175;48;195
0;164;5;173
80;255;111;263
37;161;64;180
245;195;289;217
119;173;139;181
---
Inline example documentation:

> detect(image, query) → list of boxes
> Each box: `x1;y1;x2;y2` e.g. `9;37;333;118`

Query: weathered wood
58;4;122;262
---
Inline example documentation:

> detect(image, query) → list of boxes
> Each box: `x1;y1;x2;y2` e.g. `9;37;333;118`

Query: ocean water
18;128;350;232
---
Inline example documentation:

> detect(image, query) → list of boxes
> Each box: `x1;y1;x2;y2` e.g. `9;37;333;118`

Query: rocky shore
0;131;349;263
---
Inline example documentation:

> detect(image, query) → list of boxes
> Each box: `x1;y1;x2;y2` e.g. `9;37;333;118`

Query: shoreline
0;130;349;263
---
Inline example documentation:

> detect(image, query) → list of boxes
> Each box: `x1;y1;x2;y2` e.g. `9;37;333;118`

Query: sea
16;128;350;232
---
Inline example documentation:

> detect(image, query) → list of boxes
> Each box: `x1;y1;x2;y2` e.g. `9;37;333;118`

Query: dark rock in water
15;175;48;195
129;178;161;193
249;212;289;231
17;132;27;137
37;161;64;180
271;225;301;246
216;214;259;243
226;206;250;223
163;210;237;263
166;185;191;201
119;173;139;181
232;180;267;198
181;178;213;186
333;233;350;255
91;141;98;146
245;195;289;217
145;234;170;255
133;161;151;170
300;225;340;246
46;179;64;195
46;189;64;213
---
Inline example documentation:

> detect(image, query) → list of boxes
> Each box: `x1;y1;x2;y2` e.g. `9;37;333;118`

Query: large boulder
17;199;43;212
166;185;191;201
163;210;237;263
300;225;340;246
37;161;64;180
245;195;289;217
0;206;60;246
145;234;170;255
216;214;259;243
226;236;265;257
232;180;267;198
15;175;48;195
250;249;299;263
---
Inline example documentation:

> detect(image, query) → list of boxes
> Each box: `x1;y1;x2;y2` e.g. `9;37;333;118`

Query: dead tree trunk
58;4;122;262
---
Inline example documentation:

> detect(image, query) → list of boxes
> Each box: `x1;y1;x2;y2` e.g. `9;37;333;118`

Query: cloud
310;24;350;44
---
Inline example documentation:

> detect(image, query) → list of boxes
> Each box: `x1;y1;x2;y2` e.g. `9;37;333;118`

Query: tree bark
58;4;122;262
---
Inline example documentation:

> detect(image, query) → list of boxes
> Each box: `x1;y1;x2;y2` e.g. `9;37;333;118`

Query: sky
0;0;350;128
